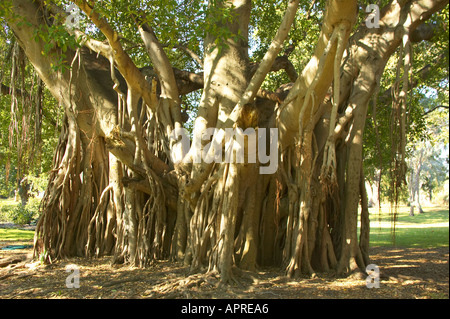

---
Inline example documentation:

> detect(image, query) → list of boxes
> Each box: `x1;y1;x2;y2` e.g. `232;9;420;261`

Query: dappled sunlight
0;232;448;298
388;264;420;269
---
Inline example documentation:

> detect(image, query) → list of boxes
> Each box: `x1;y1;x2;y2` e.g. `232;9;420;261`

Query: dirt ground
0;239;448;300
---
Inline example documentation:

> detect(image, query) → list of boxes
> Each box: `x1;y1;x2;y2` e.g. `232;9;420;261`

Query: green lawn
0;228;35;242
363;205;449;248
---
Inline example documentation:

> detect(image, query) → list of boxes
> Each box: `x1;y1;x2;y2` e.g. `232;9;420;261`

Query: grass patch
0;228;35;242
364;205;449;248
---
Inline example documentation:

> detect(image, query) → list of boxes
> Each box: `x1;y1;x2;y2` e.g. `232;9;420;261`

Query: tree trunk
18;177;29;207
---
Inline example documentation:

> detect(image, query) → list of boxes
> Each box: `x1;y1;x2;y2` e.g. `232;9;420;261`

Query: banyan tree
2;0;447;283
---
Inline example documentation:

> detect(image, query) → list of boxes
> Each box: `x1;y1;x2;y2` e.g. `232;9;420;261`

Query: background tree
409;101;449;214
1;0;448;283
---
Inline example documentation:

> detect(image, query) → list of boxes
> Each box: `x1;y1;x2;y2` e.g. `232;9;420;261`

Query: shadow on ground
0;241;448;299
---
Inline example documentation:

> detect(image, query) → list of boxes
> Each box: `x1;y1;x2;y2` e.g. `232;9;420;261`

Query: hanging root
188;173;218;271
389;31;411;241
34;114;111;261
320;22;348;193
283;143;315;278
134;168;167;267
86;184;114;258
34;115;80;261
282;22;351;278
186;159;242;284
296;25;340;148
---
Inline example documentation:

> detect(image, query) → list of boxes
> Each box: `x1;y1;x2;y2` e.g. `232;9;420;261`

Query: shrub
8;205;35;225
0;202;17;222
1;197;41;225
25;197;41;217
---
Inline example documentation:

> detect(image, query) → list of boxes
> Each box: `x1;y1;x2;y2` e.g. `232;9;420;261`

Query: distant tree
362;5;449;210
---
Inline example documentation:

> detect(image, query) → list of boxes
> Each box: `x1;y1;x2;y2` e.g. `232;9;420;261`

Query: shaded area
0;243;448;299
1;245;33;250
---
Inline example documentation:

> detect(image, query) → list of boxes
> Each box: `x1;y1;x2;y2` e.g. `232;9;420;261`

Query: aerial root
320;22;347;194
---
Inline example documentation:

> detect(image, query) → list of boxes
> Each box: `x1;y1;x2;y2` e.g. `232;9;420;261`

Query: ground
0;237;448;299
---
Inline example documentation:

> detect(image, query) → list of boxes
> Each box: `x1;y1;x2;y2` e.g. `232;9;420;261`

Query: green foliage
8;205;35;225
250;0;322;91
0;16;60;199
25;196;41;217
0;199;17;222
27;173;50;196
1;197;41;225
363;5;449;204
33;23;81;73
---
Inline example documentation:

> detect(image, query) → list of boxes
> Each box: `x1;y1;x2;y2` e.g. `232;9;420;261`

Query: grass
363;205;449;248
0;228;35;242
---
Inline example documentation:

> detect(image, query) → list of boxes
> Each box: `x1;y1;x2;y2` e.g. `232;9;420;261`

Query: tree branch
172;68;204;95
249;55;298;82
171;68;282;102
410;23;437;42
137;20;184;150
72;0;156;112
234;0;300;110
73;30;113;57
277;0;358;148
138;22;180;104
423;104;449;116
173;44;204;68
